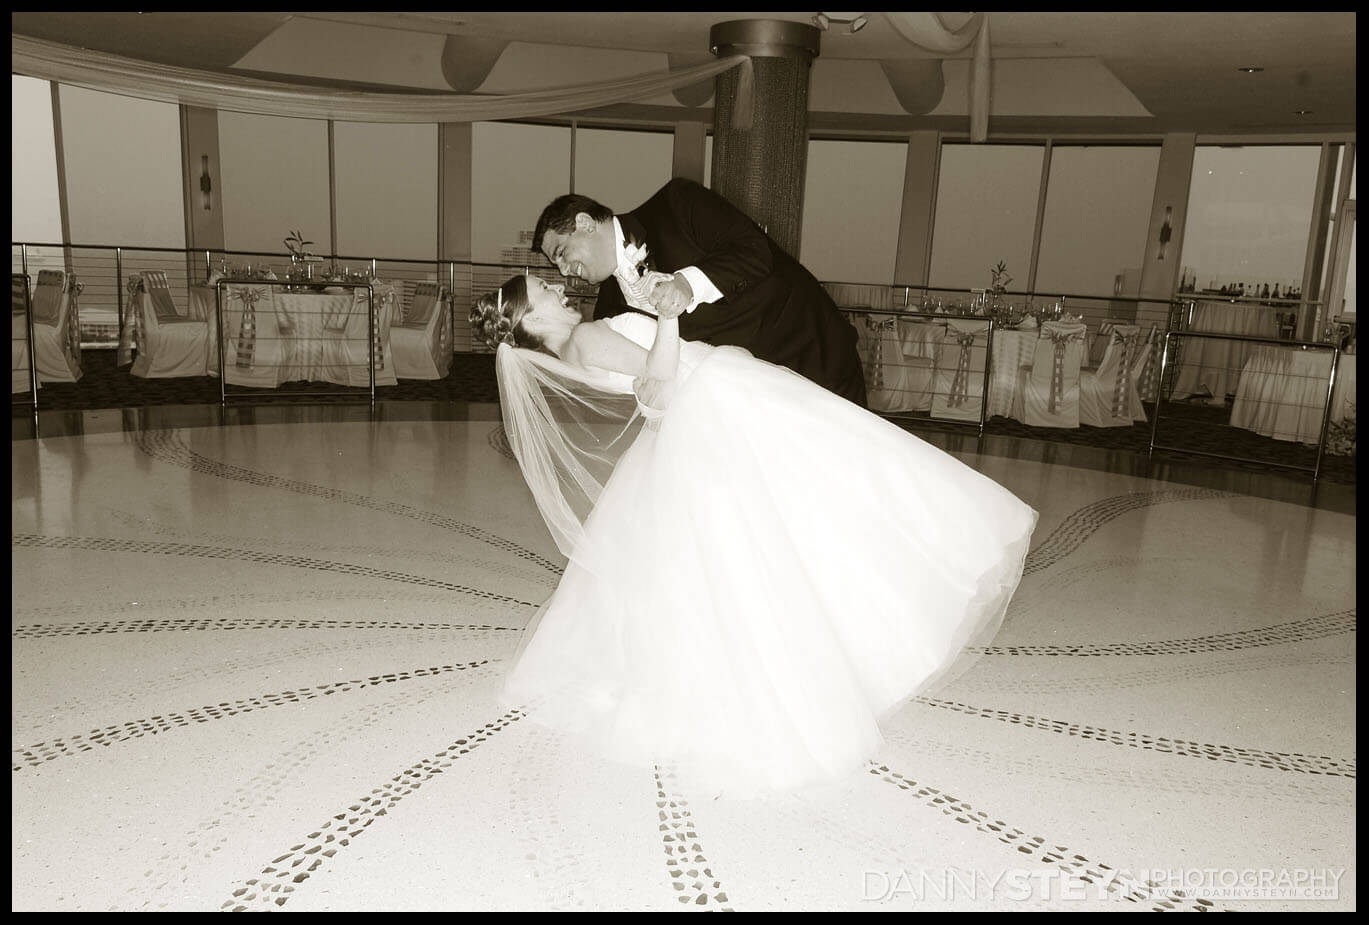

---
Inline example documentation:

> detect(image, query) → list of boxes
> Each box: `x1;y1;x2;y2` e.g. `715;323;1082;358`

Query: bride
473;273;1038;798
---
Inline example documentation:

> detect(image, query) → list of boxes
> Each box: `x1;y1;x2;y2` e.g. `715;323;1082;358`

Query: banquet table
1229;347;1356;444
1171;299;1283;404
200;283;398;387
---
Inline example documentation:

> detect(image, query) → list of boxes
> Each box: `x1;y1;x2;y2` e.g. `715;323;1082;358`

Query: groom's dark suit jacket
593;178;867;407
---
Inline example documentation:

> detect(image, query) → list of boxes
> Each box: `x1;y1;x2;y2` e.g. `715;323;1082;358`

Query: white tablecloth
198;284;397;386
1230;347;1356;444
1171;299;1282;403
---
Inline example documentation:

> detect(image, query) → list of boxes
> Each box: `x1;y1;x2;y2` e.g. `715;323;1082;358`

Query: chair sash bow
368;290;391;370
865;315;896;392
948;330;979;407
64;279;82;368
1046;327;1084;413
1109;330;1140;419
117;277;143;365
230;286;265;368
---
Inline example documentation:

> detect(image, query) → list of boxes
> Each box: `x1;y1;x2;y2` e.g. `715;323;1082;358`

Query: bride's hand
632;375;675;412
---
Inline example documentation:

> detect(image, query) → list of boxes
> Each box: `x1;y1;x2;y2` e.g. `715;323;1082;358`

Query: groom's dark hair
533;194;614;252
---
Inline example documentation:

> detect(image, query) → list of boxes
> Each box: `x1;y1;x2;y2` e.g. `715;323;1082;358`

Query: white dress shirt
612;217;723;315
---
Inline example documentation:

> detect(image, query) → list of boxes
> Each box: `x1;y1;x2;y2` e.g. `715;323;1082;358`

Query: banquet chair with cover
854;312;941;413
1132;323;1161;403
129;271;212;378
24;269;83;385
12;274;33;393
316;286;398;388
1014;319;1087;428
929;318;991;422
1079;323;1148;427
221;283;289;389
391;281;452;380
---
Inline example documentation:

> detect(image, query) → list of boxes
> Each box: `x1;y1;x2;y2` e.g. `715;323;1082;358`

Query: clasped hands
642;270;692;321
629;272;691;411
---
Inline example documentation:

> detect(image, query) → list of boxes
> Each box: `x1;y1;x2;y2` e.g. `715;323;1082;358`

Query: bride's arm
643;316;679;381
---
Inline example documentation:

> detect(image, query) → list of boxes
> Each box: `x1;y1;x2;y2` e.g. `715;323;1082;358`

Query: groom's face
541;213;615;285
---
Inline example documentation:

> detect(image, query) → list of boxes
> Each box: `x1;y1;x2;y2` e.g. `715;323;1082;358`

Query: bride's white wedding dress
502;312;1037;797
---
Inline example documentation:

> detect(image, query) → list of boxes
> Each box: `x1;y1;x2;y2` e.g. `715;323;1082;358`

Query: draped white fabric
11;34;751;125
503;313;1038;796
883;12;991;142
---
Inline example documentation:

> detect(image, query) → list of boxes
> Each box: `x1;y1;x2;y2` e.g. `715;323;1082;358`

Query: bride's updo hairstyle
469;275;555;355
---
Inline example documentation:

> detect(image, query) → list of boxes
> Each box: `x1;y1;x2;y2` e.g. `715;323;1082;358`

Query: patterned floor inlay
915;700;1356;777
12;420;1354;911
11;589;530;623
132;429;562;574
126;669;489;911
13;617;523;639
976;611;1356;657
869;764;1222;912
104;506;560;589
956;650;1353;697
12;630;501;734
221;710;525;911
654;766;732;910
12;662;492;770
1021;487;1236;575
12;534;539;606
881;728;1352;807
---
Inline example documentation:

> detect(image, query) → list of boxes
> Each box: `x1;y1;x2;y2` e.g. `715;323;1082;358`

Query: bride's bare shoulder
565;318;646;375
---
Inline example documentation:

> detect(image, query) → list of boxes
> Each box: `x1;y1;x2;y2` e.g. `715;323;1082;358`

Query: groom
532;178;867;407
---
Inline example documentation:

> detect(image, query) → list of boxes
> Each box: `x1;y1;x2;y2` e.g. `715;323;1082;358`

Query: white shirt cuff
675;266;722;314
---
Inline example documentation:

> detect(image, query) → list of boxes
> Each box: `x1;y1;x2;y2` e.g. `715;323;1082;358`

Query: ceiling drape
882;12;991;142
11;34;751;125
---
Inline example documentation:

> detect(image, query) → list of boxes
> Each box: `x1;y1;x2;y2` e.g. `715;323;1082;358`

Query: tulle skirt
502;346;1037;798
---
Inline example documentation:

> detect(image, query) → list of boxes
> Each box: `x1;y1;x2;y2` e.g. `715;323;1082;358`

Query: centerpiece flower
990;260;1012;294
986;261;1027;326
283;230;325;289
284;230;316;262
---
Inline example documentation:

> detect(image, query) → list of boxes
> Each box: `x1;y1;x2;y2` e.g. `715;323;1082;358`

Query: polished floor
11;402;1356;911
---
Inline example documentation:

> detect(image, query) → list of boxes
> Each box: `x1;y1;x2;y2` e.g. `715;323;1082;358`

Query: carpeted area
13;347;1356;485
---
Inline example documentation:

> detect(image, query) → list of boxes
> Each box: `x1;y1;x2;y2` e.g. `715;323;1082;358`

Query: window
219;111;330;257
58;85;184;249
11;76;62;245
1034;145;1160;297
334;121;438;261
572;126;673;212
929;143;1044;291
1178;144;1321;296
470;122;571;264
800;138;906;285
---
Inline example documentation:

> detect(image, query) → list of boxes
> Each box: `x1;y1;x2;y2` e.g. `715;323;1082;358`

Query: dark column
709;20;820;259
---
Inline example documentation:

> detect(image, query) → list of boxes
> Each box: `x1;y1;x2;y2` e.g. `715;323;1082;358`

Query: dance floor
12;404;1356;911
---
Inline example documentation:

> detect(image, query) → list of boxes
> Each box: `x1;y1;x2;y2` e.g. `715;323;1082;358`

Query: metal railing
836;306;997;435
211;277;383;404
1147;329;1346;480
13;240;1350;482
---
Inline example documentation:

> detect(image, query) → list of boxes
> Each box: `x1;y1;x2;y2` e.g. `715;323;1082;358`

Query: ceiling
10;11;1358;135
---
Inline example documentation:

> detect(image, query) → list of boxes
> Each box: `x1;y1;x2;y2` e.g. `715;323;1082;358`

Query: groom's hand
648;272;693;320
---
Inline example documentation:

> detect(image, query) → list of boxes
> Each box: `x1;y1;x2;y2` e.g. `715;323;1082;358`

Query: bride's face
521;276;581;329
